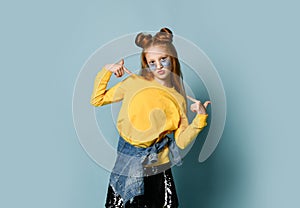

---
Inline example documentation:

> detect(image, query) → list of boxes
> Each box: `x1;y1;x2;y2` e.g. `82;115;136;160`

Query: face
144;46;172;82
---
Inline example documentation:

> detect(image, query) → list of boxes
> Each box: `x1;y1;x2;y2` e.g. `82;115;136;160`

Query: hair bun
154;27;173;43
160;27;173;35
135;32;152;48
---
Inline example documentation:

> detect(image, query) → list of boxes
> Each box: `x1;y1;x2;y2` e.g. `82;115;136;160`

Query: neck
154;77;173;88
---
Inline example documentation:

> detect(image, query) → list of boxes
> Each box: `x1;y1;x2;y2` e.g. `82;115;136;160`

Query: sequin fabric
105;168;179;208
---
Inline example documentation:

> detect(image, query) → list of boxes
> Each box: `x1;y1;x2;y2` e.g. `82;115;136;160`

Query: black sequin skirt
105;165;179;208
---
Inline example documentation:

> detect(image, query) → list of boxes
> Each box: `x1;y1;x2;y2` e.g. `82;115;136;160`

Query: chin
155;74;168;80
155;71;171;79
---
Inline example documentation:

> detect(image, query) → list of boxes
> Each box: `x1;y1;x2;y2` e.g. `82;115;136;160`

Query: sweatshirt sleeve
174;101;208;149
90;67;125;106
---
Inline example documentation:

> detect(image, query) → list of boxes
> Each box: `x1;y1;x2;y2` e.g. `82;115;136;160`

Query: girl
90;28;211;208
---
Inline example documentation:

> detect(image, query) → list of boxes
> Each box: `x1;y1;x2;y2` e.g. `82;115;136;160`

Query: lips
157;70;165;75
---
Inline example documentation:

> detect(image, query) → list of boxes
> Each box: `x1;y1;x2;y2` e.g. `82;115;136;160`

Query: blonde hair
135;28;187;104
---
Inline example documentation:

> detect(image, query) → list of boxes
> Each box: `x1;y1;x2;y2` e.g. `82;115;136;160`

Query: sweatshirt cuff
101;67;113;74
95;67;113;83
193;114;208;128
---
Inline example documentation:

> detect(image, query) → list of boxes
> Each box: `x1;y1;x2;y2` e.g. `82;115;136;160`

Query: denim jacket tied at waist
109;135;182;205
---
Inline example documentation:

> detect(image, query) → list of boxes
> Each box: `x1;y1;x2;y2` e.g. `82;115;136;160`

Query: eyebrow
147;55;168;62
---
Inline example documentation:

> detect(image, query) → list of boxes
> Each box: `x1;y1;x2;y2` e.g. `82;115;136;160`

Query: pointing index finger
123;66;133;75
187;95;199;103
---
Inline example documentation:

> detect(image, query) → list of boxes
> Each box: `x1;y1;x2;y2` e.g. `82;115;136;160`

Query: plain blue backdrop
1;0;299;207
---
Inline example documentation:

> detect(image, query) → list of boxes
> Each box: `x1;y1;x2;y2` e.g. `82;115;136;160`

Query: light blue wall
1;0;299;207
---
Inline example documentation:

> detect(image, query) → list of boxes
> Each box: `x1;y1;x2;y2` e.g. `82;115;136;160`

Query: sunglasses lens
161;58;171;68
147;57;171;71
149;63;156;71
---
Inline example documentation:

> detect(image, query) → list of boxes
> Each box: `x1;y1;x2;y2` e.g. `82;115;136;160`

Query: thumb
203;101;211;108
117;59;124;65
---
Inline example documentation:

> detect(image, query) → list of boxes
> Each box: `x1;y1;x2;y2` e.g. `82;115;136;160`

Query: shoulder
170;91;187;113
170;89;186;104
122;74;150;85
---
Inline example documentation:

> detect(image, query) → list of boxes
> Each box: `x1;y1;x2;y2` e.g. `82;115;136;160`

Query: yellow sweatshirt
90;68;208;165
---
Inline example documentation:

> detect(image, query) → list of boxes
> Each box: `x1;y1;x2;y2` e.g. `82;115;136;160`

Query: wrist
102;66;113;75
104;64;114;72
197;113;208;115
197;110;207;115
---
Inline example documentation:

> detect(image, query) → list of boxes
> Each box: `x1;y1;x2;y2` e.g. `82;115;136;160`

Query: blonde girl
90;28;210;208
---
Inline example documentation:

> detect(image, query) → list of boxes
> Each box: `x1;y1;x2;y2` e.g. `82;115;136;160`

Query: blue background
1;0;299;207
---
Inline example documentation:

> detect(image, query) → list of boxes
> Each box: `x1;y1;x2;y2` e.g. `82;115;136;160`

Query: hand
104;59;132;78
187;95;211;115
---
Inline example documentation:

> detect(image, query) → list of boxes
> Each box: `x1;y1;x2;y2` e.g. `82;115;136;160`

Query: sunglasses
147;57;171;71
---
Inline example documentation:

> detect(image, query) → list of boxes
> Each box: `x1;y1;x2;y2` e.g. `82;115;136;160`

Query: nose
156;60;163;69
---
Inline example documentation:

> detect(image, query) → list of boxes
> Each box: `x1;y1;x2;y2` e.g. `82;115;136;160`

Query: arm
90;67;125;106
174;102;208;149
